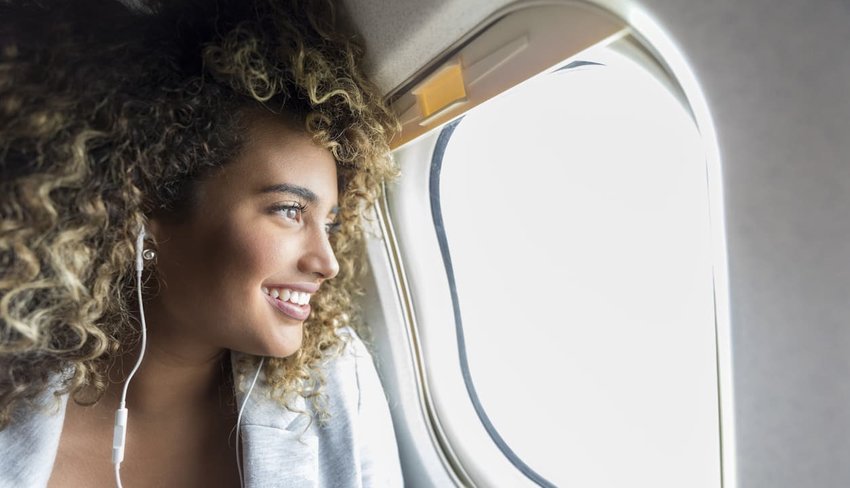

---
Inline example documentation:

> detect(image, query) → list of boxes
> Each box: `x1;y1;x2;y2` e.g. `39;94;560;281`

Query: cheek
208;219;295;287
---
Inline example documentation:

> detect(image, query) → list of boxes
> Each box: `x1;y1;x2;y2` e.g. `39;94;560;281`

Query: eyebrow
260;183;317;201
260;183;339;215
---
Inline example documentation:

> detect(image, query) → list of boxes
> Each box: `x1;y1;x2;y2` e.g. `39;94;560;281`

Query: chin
262;326;304;358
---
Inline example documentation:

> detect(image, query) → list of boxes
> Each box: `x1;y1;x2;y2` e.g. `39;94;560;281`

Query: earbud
135;226;147;272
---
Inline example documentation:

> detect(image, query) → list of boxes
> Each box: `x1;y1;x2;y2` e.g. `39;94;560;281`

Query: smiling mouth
263;292;311;321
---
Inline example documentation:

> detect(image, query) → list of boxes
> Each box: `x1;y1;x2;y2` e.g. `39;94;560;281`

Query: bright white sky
439;47;720;487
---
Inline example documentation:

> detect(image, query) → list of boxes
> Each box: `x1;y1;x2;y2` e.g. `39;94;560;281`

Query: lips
263;292;311;321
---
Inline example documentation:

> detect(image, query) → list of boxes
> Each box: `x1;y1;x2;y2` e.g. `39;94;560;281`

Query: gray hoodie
0;327;403;487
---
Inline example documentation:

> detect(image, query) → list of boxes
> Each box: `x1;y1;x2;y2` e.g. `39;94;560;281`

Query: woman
0;0;402;486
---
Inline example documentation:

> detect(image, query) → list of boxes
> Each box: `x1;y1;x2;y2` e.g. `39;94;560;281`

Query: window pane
437;49;720;487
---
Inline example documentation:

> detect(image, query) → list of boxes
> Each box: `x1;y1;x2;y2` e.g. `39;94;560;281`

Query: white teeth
263;287;311;305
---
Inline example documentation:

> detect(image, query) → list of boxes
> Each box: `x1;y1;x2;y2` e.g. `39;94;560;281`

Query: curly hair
0;0;399;429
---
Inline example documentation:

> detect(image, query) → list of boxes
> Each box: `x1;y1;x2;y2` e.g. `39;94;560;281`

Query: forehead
209;113;339;207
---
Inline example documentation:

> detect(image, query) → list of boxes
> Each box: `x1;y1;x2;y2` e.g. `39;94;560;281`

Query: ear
145;218;164;244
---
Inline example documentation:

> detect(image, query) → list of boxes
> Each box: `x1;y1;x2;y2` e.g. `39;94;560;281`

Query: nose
298;225;340;280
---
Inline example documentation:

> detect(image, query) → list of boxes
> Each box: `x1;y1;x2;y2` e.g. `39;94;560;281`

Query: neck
106;343;231;417
100;307;234;420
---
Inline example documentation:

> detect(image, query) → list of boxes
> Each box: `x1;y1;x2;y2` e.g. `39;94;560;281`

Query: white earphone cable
113;226;150;488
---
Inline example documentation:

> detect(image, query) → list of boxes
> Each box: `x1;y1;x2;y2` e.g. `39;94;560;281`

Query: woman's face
148;114;340;359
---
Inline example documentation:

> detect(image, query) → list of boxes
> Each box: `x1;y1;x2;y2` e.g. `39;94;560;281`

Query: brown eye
272;203;306;222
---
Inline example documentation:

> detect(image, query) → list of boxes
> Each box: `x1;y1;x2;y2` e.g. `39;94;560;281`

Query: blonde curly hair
0;0;398;429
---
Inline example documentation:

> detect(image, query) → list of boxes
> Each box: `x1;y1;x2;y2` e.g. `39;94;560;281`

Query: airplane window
430;46;721;486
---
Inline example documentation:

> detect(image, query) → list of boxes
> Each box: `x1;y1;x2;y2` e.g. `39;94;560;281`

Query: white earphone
111;226;150;488
111;225;262;488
